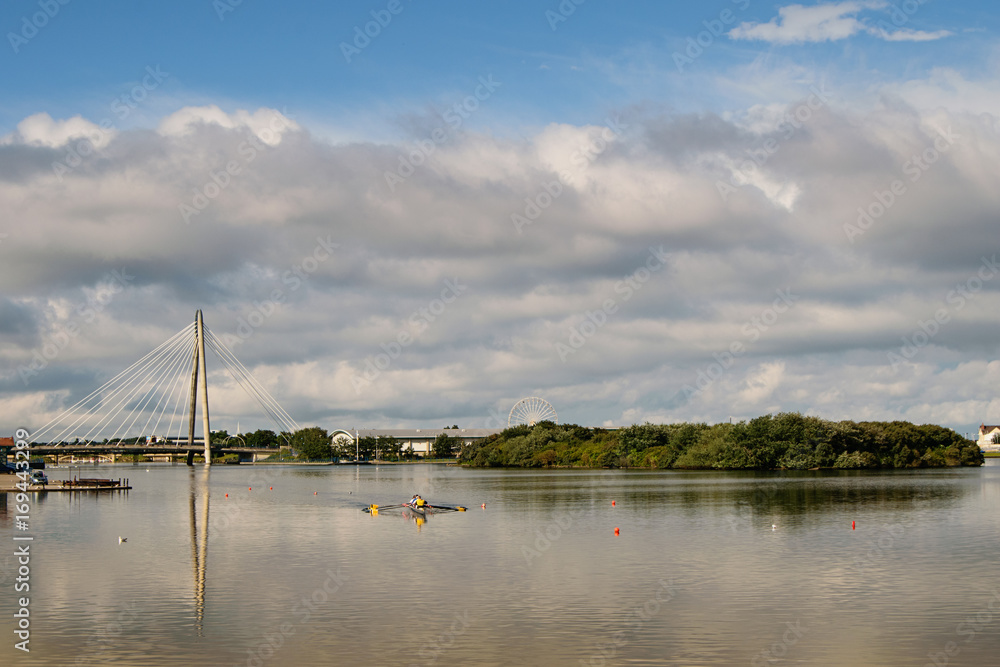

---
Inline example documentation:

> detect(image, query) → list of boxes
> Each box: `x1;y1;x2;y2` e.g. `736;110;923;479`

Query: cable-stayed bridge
30;310;299;465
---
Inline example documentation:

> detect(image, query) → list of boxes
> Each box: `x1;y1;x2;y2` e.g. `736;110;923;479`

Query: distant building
976;424;1000;450
0;436;13;467
341;428;501;457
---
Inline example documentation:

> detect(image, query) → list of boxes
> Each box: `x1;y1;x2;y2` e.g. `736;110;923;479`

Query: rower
411;494;426;507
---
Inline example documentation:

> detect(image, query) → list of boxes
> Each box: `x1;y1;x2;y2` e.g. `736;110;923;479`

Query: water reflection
3;463;996;666
189;466;210;635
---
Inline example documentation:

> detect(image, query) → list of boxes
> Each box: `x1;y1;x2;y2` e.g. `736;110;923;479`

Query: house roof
979;424;1000;432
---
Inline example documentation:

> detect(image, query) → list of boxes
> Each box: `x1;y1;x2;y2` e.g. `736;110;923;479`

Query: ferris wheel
508;397;558;427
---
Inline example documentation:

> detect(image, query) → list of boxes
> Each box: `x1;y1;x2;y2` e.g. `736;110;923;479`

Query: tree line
227;427;466;461
457;414;985;469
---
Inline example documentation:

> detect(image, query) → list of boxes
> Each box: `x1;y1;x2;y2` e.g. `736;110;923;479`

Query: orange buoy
225;493;228;498
314;491;317;495
612;500;616;506
852;521;855;530
481;503;486;508
269;486;273;490
249;487;251;491
614;527;620;535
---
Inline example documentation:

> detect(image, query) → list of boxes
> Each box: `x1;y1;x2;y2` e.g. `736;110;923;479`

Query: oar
426;504;467;512
363;503;406;512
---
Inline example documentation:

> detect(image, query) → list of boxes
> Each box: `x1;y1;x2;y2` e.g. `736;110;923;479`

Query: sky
2;0;1000;439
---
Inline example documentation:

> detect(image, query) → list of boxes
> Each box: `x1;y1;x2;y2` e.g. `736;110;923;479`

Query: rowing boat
364;502;467;514
403;502;427;516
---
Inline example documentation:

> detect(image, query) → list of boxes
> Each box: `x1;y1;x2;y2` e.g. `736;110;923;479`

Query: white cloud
1;112;115;149
2;72;1000;435
871;27;953;42
158;105;299;146
728;2;951;45
729;2;881;44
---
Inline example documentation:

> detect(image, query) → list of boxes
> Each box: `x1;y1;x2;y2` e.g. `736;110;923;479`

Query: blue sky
2;1;990;135
3;1;1000;439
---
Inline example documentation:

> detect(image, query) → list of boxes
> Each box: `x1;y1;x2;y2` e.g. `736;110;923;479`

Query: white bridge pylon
31;310;300;465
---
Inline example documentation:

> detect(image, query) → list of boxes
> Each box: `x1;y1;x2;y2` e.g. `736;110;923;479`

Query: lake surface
2;461;999;666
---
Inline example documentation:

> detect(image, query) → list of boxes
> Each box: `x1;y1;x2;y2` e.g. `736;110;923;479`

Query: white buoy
772;524;777;531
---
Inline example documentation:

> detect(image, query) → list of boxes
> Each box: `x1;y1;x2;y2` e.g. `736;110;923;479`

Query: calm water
2;461;999;666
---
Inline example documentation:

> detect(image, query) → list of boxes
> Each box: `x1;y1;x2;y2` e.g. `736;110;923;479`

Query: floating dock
0;476;132;493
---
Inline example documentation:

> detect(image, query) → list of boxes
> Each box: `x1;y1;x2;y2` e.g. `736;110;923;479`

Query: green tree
357;436;377;460
432;432;461;458
332;436;355;460
377;435;402;461
244;429;278;449
290;427;331;460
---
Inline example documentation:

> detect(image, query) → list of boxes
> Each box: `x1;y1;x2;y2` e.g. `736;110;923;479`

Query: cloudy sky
2;0;999;439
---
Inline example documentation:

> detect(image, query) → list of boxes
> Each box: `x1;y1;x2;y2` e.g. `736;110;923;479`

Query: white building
976;424;1000;451
333;428;502;457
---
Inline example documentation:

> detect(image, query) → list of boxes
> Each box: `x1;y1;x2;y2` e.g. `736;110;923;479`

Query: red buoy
612;500;616;506
225;493;228;498
614;527;620;536
269;487;273;490
249;487;251;491
852;521;855;530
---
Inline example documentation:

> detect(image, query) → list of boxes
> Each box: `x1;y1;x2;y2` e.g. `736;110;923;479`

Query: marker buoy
314;491;317;495
225;493;228;498
249;487;251;491
612;500;616;506
852;521;855;530
481;503;486;508
269;487;273;490
614;527;619;536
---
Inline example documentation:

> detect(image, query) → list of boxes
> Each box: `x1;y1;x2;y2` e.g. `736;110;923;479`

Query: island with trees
456;413;985;470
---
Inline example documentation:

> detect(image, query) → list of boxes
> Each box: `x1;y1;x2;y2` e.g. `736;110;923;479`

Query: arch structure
330;429;356;444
